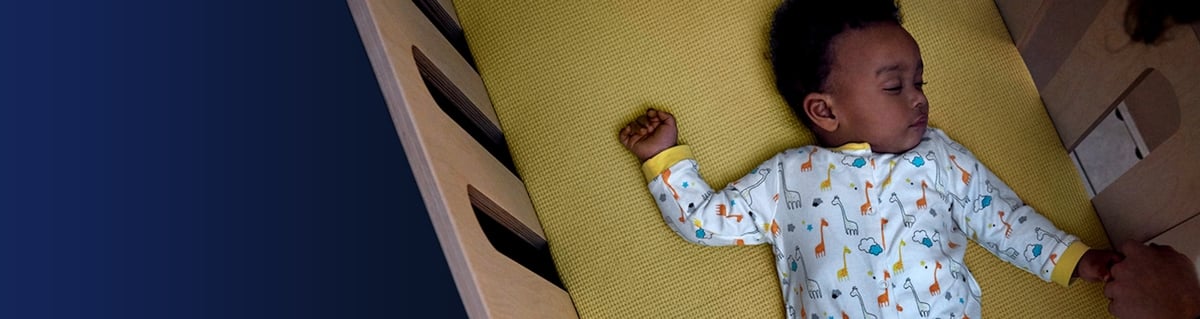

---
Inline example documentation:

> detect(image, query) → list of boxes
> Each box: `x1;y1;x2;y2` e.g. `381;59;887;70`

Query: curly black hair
769;0;901;129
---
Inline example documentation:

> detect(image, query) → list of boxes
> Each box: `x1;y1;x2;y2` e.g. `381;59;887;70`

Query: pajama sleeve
937;134;1090;287
642;145;783;246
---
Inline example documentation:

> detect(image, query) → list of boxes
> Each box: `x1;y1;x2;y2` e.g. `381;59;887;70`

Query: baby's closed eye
914;81;928;91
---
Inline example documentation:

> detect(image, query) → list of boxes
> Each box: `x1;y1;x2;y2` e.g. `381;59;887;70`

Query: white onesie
643;128;1089;319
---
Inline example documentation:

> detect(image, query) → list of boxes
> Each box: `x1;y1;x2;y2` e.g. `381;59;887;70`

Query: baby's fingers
635;114;650;128
637;115;659;134
621;124;649;144
659;111;675;126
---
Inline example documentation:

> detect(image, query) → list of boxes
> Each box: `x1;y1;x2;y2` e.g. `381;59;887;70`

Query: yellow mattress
455;0;1112;317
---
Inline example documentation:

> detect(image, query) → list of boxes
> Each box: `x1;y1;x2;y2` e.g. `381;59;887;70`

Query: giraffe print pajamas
643;128;1089;319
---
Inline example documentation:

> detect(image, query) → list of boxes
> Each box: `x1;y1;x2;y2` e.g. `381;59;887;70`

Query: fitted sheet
455;0;1112;317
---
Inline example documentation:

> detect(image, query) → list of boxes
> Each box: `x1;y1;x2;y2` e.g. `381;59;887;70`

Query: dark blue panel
0;1;467;318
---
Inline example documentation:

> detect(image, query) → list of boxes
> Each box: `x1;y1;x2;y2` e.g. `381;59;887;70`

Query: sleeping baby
617;1;1119;318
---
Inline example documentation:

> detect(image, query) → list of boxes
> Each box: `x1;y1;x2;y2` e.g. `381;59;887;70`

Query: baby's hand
1076;249;1122;282
619;109;678;162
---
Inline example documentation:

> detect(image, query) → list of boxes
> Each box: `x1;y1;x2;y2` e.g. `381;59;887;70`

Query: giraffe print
878;270;892;307
904;278;931;317
890;192;916;227
832;196;859;235
948;155;972;185
641;128;1077;319
790;245;822;299
859;180;875;215
780;162;804;210
837;246;851;281
820;164;834;191
916;180;929;209
815;218;829;258
850;287;878;319
929;261;942;296
933;231;968;281
662;169;686;222
716;203;743;222
801;149;816;172
734;168;770;207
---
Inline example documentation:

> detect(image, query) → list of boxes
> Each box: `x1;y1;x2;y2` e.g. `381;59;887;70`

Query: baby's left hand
1077;249;1122;282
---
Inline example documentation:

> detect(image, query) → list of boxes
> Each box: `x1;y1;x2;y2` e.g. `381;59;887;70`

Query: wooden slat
412;0;476;69
993;0;1045;44
468;186;546;250
346;0;577;317
435;0;459;24
353;0;501;133
413;46;514;172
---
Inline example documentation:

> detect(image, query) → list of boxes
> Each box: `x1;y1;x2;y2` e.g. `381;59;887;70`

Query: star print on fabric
682;181;689;188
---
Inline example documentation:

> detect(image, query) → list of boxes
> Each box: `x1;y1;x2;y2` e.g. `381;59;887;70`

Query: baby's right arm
620;109;783;246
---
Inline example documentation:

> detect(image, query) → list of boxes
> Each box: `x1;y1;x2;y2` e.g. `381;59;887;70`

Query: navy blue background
1;0;466;318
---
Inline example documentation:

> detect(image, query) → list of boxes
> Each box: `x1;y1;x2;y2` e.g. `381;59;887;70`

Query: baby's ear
803;92;838;132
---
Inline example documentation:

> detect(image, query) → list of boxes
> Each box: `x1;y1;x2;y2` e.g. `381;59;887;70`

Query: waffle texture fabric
454;0;1112;318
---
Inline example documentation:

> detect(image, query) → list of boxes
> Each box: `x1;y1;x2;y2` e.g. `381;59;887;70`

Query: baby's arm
936;132;1112;286
620;109;782;246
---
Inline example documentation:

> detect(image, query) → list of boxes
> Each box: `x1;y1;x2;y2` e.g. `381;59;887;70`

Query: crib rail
346;0;577;317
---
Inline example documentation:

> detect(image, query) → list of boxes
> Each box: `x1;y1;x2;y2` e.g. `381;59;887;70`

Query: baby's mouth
911;115;928;127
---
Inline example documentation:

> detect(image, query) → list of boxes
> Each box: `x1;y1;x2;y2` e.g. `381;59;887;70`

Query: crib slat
411;0;476;69
433;0;459;24
346;0;578;318
411;46;515;173
353;0;501;133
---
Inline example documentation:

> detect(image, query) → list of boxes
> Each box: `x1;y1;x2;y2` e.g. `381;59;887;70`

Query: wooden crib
346;0;1200;317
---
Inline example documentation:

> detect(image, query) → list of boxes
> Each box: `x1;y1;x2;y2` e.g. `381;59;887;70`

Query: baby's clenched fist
619;109;678;162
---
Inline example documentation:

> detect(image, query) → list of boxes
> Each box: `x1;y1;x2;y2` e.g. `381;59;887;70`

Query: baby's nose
912;94;929;112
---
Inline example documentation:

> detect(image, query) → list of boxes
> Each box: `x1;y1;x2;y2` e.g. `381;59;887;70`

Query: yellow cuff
1051;241;1091;287
641;145;694;181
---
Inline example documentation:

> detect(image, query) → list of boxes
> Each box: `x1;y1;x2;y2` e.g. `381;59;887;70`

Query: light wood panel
346;0;577;317
1121;70;1180;153
1031;0;1200;245
1148;214;1200;280
1006;0;1105;91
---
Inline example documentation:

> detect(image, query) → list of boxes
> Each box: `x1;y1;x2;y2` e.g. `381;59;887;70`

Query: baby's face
824;22;928;153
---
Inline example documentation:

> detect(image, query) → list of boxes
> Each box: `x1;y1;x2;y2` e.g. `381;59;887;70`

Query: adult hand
1105;241;1200;319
